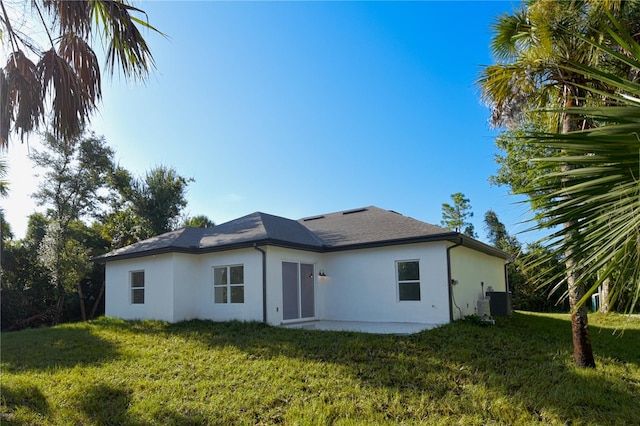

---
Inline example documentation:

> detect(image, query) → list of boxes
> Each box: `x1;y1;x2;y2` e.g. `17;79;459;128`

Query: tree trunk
89;281;105;320
565;251;596;367
77;282;87;321
599;277;611;313
52;294;65;325
562;96;596;368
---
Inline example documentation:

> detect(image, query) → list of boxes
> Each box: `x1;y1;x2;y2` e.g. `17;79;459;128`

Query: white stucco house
95;206;511;328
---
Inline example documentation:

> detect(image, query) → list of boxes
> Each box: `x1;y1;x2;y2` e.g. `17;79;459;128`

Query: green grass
1;312;639;425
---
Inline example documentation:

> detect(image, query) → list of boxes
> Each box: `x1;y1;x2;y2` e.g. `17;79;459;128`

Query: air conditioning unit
485;291;513;316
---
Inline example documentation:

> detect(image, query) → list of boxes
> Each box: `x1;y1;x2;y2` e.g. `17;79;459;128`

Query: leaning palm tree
0;0;162;149
524;15;640;322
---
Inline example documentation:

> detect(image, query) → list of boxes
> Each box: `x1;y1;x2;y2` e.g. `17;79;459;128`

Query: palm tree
479;1;640;368
0;0;162;149
524;14;640;321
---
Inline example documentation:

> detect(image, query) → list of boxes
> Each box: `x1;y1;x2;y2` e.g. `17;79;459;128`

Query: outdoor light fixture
318;270;326;277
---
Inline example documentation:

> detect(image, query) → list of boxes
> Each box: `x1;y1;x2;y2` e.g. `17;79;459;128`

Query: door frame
281;260;317;324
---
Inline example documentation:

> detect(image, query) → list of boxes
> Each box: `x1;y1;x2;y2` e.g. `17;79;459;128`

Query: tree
487;8;640;367
38;220;92;321
518;243;569;312
32;132;115;227
105;165;194;244
0;0;161;148
483;209;520;253
128;166;194;236
101;207;151;249
484;210;523;307
522;16;640;318
441;192;476;238
183;215;215;228
483;210;568;312
1;213;109;329
1;213;53;329
477;0;625;368
30;131;115;323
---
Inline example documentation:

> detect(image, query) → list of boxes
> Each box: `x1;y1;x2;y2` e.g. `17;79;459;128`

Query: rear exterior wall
317;242;451;325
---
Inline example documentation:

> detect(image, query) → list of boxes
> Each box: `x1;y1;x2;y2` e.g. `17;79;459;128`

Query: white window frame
130;270;145;304
396;260;421;301
213;264;244;304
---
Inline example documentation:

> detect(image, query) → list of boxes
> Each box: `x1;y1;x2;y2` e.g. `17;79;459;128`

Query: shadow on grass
0;325;120;373
77;383;133;425
0;383;50;423
77;382;211;426
43;314;639;424
150;313;639;424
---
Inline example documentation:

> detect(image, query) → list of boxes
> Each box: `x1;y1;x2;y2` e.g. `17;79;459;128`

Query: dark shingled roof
299;206;453;248
198;212;325;250
94;206;508;262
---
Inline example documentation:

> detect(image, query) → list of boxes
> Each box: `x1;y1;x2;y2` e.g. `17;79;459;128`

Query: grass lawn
1;312;639;425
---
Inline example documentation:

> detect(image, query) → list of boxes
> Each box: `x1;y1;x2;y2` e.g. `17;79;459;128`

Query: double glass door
282;262;315;321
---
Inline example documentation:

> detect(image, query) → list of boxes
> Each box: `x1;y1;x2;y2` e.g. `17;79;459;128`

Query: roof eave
449;234;511;260
324;232;459;252
91;246;197;263
93;238;326;263
93;232;509;263
324;232;510;260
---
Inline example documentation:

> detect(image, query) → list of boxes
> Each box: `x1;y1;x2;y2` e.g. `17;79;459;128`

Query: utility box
486;291;512;316
477;299;491;319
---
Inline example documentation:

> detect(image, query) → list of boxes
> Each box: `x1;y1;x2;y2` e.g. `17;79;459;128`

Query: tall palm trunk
562;93;596;368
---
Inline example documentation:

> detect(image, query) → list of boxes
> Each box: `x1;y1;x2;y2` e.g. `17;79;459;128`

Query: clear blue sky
5;1;536;243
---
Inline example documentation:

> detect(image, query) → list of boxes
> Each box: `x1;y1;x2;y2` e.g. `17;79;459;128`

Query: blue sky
4;1;535;243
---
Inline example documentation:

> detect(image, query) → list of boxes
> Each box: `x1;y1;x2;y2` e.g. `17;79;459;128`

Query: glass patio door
282;262;315;321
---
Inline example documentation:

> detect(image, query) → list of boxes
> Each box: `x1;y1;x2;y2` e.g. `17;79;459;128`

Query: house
95;206;511;328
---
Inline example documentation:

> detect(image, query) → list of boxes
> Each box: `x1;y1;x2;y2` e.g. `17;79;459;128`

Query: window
214;265;244;304
397;260;420;301
131;271;145;304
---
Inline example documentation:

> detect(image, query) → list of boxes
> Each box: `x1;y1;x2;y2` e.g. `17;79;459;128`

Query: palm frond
4;50;43;144
38;49;91;141
58;32;102;107
1;69;9;149
0;0;162;146
525;98;640;313
42;0;91;37
491;9;533;62
90;0;158;80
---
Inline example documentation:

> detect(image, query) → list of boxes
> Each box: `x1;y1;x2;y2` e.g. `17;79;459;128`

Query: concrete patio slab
281;320;440;335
